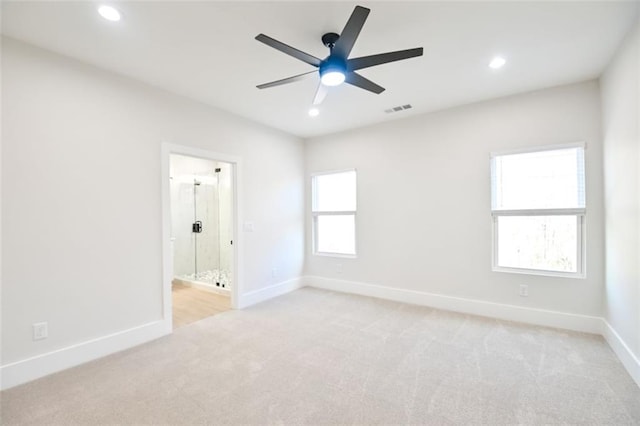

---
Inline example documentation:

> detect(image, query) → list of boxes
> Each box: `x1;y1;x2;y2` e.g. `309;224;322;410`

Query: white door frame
161;143;242;332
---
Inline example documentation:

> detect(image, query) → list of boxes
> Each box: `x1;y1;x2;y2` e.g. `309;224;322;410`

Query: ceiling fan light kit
319;56;347;86
255;5;424;107
321;70;345;86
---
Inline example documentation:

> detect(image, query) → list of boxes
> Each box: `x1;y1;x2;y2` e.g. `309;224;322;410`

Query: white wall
1;38;305;366
306;81;604;318
601;22;640;360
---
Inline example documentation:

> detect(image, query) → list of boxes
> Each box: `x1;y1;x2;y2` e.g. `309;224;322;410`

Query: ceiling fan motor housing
320;55;347;76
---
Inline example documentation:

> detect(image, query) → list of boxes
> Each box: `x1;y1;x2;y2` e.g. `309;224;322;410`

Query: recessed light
308;108;320;117
98;5;121;22
489;56;506;69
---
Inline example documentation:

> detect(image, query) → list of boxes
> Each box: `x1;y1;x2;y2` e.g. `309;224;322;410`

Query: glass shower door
170;176;196;281
170;155;233;291
194;176;220;285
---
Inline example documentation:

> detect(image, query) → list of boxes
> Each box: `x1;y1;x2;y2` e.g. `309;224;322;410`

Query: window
491;145;585;277
312;170;356;256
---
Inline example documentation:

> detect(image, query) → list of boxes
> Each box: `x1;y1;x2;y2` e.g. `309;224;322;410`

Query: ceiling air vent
384;104;412;114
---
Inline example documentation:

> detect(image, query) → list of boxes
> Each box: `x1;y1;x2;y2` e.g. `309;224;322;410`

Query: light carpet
1;287;639;425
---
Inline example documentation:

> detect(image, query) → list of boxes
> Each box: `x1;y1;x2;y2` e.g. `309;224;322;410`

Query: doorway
167;152;235;328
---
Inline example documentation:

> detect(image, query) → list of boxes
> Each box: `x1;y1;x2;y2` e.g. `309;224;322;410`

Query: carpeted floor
1;287;639;425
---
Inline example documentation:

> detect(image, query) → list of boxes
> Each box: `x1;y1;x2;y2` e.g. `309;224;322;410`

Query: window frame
490;143;586;278
311;169;357;258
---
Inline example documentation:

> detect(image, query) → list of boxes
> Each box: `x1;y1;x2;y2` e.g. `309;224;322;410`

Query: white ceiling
2;1;638;138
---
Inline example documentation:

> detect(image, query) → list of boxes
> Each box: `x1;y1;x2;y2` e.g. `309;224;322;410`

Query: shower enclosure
170;155;233;293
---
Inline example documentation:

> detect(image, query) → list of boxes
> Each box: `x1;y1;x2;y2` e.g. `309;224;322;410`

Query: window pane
492;147;585;210
497;216;578;273
316;215;355;255
313;171;356;212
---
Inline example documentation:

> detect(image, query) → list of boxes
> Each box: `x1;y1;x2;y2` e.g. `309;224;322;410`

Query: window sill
313;252;357;259
492;266;585;279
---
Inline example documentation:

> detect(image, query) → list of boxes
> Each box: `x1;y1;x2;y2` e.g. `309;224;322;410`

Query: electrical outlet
271;267;278;278
519;285;529;297
336;263;343;274
33;322;48;341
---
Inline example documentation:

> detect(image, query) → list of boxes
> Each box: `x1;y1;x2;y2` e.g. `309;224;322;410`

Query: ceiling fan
255;5;424;106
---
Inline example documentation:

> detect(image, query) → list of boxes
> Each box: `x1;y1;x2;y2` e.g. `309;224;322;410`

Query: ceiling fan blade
257;70;317;89
333;6;370;59
348;47;424;71
255;34;322;67
345;71;385;94
313;83;329;105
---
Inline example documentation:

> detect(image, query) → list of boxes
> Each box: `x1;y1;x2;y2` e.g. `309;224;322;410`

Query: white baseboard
307;277;640;387
602;320;640;387
238;277;304;309
0;277;302;390
0;320;168;391
173;277;231;296
3;278;636;392
304;276;603;334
